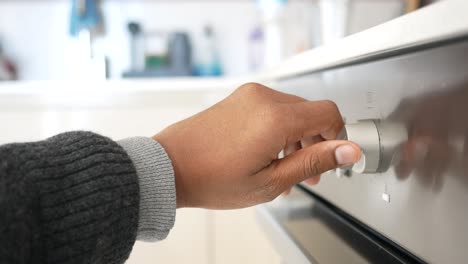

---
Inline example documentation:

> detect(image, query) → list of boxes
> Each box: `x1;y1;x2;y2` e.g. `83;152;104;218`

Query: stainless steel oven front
258;37;468;264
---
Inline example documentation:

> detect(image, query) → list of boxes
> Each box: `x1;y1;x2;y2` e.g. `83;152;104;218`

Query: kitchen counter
0;77;247;94
0;77;247;109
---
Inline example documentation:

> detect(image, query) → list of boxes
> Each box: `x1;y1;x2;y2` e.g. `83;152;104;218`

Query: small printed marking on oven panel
366;91;376;110
382;183;390;203
382;193;391;203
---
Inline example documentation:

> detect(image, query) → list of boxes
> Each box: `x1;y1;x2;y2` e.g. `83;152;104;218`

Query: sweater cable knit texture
0;132;139;264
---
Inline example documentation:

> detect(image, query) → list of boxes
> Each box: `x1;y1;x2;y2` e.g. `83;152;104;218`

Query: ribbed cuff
118;137;176;242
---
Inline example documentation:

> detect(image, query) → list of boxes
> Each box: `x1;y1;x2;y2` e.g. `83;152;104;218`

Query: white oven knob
337;119;407;174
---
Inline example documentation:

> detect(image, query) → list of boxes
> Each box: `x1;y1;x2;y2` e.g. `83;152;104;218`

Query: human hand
154;83;361;209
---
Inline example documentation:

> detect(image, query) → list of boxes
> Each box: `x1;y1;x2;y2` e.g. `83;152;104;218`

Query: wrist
153;133;187;209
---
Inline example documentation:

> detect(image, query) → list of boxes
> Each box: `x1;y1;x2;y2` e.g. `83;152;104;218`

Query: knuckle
304;152;323;176
324;100;342;121
237;82;266;96
320;100;341;118
321;100;339;111
319;100;344;136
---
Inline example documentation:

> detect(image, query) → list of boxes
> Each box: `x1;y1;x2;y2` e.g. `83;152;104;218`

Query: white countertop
0;77;246;94
0;77;248;109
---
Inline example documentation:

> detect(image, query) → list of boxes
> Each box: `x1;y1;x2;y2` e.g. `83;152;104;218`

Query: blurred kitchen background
0;0;439;81
0;0;440;263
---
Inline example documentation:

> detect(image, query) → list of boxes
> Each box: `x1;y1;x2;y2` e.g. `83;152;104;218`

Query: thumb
265;140;361;189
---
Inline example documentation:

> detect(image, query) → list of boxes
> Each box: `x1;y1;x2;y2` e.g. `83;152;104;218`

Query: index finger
282;100;344;145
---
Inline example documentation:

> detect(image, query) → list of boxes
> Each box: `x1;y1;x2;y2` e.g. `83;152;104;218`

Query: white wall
0;1;259;80
0;2;73;80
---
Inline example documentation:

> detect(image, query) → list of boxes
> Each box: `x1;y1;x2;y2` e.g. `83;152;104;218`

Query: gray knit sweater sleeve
0;132;140;264
118;137;176;242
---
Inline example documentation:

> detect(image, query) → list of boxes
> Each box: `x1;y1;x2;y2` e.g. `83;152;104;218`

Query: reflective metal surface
257;187;416;264
272;40;468;263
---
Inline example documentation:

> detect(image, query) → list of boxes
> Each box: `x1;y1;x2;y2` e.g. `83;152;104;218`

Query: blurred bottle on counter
69;0;108;80
194;25;222;77
144;31;169;70
123;27;193;78
127;22;145;72
168;32;192;76
248;25;265;72
0;41;17;81
256;0;287;68
251;0;317;71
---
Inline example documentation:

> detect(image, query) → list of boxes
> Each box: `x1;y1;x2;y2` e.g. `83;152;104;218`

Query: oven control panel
274;40;468;263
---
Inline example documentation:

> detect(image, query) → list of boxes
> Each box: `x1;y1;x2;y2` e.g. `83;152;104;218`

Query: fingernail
335;145;360;165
